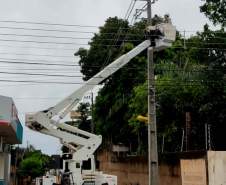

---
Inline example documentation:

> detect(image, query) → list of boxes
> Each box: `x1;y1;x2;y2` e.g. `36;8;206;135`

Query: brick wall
97;150;181;185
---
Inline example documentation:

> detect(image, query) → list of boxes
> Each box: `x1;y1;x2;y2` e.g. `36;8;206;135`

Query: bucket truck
25;22;176;185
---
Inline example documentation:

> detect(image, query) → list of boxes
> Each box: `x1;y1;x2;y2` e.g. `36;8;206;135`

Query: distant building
81;85;103;105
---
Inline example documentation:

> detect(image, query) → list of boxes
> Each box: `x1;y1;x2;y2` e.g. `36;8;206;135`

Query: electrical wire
0;20;224;34
0;32;225;43
0;37;225;47
0;57;76;65
0;68;224;80
0;78;224;86
0;54;224;70
0;20;99;28
0;71;84;78
0;52;74;58
0;43;224;53
0;38;87;45
0;44;75;51
124;0;136;20
134;3;148;21
125;0;137;20
0;59;77;67
101;0;137;68
0;66;82;72
0;26;97;34
0;33;153;41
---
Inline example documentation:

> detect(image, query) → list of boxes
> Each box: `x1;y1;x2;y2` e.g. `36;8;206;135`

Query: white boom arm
25;22;176;161
47;40;151;120
26;40;151;160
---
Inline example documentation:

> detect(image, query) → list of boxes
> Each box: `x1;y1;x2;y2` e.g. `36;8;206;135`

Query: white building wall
0;153;11;185
0;153;4;180
4;154;10;185
0;95;13;123
181;158;207;185
208;151;226;185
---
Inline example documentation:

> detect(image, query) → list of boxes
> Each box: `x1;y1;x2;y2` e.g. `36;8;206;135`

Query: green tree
128;81;148;154
76;17;148;148
75;17;130;81
18;150;50;180
128;25;226;152
75;15;226;154
76;102;92;132
200;0;226;26
191;26;226;149
76;15;183;152
129;57;207;152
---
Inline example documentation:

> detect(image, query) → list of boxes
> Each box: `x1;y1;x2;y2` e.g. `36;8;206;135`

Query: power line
0;35;169;46
0;51;74;58
0;66;223;76
0;66;84;72
0;26;97;34
0;20;141;30
0;38;147;46
0;58;149;70
185;42;226;46
0;32;225;43
0;59;77;67
0;79;87;85
0;37;225;47
0;54;224;70
0;33;94;40
125;0;137;20
179;30;225;33
0;66;81;72
0;20;224;34
0;70;224;81
125;0;136;20
0;38;88;45
0;71;84;78
0;33;149;41
173;46;226;51
0;20;99;28
0;44;75;51
0;65;224;80
133;2;148;22
0;57;76;65
0;78;223;85
101;0;137;68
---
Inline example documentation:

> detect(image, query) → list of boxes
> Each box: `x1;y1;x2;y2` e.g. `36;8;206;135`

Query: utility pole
148;48;159;185
147;1;159;185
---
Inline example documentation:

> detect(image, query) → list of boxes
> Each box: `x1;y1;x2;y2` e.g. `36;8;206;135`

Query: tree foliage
76;17;148;148
75;17;130;81
200;0;226;26
18;150;50;179
76;14;226;154
129;26;226;152
76;102;92;132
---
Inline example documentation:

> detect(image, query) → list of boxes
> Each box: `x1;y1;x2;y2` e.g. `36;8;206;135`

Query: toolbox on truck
0;95;23;144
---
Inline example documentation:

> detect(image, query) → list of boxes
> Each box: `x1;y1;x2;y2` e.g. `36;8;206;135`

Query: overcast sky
0;0;216;155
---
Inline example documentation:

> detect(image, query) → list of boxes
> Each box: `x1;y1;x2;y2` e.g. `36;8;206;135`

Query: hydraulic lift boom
25;22;176;185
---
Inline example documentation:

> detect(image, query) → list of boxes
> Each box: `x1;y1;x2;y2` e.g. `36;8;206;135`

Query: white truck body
36;175;57;185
